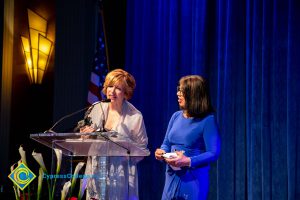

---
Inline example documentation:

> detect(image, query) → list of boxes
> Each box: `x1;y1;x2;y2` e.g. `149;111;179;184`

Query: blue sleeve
190;115;221;167
160;112;179;152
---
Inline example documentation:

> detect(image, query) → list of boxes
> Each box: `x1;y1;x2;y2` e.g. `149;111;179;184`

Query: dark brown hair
179;75;214;118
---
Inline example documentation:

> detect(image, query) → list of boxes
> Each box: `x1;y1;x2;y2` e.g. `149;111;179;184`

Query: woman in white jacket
80;69;149;200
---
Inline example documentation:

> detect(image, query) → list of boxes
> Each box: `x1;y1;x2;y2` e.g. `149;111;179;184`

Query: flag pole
98;0;110;71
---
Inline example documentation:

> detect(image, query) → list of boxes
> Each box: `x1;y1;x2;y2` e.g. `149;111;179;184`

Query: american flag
88;4;109;105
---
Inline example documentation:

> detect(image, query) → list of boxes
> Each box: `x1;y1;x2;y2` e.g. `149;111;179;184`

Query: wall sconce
21;9;53;84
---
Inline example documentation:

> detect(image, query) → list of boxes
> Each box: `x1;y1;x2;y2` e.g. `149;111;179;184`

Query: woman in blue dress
155;75;221;200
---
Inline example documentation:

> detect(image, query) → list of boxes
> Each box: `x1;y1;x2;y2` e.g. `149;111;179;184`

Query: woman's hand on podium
80;125;95;139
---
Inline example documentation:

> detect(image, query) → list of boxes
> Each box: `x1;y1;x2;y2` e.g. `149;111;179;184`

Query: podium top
30;132;150;157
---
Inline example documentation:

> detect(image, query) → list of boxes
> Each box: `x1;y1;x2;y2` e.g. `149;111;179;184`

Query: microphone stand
44;107;89;133
44;99;111;133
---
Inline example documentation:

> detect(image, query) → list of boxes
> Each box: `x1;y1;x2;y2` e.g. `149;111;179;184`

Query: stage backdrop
125;0;300;200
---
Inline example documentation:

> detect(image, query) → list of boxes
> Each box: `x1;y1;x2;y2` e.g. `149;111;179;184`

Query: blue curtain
125;0;300;199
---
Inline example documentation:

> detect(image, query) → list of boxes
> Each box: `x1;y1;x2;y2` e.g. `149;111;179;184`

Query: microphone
98;99;111;103
44;99;111;133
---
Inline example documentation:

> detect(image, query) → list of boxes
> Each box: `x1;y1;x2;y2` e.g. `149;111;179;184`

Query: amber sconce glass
21;9;53;84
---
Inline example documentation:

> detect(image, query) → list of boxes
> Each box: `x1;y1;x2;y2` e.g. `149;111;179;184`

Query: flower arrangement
11;145;87;200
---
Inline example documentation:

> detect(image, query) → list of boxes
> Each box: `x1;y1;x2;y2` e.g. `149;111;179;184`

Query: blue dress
160;111;221;200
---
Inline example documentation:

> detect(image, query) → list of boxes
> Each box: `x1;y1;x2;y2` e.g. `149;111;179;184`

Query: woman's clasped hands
155;149;191;168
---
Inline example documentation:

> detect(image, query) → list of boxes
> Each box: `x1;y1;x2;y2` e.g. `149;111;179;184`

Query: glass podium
30;132;150;199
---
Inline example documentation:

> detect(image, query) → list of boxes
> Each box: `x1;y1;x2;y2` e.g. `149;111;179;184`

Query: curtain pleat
125;0;300;199
53;0;97;129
